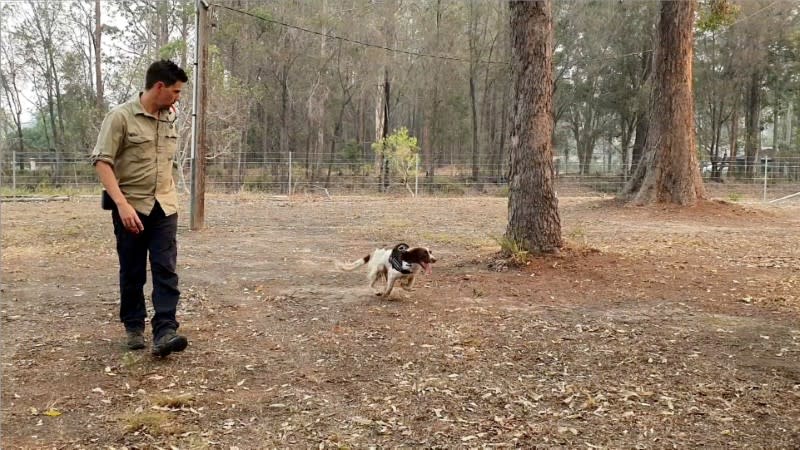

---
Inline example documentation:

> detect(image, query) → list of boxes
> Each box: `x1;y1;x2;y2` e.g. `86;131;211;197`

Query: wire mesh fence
2;151;800;202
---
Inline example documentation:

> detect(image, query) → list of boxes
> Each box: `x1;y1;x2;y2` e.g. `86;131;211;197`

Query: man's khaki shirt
91;94;180;216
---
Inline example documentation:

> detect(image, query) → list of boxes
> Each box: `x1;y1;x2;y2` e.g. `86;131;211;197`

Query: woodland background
1;0;799;197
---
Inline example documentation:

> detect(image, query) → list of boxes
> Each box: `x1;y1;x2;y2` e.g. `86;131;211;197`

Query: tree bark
0;28;26;155
93;0;104;112
382;69;390;192
425;0;442;192
744;70;762;178
505;0;562;255
469;73;480;185
622;0;705;205
728;101;739;175
630;112;648;174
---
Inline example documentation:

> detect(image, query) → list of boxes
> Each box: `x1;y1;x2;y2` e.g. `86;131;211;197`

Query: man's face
155;81;184;109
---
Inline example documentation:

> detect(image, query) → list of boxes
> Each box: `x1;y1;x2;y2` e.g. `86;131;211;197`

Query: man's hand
117;201;144;234
94;161;144;234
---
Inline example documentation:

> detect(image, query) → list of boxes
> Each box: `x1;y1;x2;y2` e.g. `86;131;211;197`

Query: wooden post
12;150;17;194
190;0;209;230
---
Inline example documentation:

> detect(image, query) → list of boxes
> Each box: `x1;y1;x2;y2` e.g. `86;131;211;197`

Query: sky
1;1;136;125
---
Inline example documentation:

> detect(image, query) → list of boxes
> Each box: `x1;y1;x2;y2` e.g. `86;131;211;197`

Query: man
91;60;189;357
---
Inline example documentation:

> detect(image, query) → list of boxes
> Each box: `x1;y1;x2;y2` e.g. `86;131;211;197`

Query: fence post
763;157;768;202
415;153;419;198
12;150;16;194
288;151;292;198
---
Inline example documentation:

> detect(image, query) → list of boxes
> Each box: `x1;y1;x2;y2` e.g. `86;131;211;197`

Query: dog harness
389;249;413;274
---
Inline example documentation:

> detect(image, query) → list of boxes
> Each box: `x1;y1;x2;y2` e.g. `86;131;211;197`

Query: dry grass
122;411;173;435
152;393;196;408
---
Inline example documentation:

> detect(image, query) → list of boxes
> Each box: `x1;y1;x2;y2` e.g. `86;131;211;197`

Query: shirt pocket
125;133;155;162
162;128;180;159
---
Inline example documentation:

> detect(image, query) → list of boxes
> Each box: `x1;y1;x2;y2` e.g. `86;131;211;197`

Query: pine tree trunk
622;0;705;205
505;0;562;255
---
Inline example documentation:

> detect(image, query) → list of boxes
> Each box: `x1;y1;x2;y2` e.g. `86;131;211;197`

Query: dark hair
145;59;188;89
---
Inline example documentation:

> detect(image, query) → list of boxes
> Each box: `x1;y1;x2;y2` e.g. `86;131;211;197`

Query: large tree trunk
622;0;705;205
505;0;562;255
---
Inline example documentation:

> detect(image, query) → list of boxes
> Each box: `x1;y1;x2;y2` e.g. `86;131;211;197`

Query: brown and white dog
337;243;436;297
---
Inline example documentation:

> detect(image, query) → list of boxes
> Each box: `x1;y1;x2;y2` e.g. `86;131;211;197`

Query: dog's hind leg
381;272;400;297
369;268;385;289
367;270;379;292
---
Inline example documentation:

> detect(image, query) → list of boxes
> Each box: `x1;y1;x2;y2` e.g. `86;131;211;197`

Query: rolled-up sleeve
91;110;124;166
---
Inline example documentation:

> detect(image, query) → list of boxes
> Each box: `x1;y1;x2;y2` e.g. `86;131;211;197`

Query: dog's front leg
401;274;416;291
401;267;421;291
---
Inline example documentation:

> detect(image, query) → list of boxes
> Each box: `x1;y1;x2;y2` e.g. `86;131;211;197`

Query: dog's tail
336;254;371;271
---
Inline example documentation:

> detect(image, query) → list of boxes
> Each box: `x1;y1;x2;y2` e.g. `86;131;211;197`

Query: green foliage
159;40;188;61
372;127;421;191
494;234;529;265
341;140;362;163
697;0;741;32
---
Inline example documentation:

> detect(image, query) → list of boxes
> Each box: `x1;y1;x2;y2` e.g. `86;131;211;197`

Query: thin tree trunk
382;69;390;192
744;70;762;178
470;74;480;185
729;102;739;176
498;79;509;180
0;51;25;155
94;0;104;112
631;112;648;174
280;70;290;185
374;82;384;180
326;91;352;187
426;0;442;192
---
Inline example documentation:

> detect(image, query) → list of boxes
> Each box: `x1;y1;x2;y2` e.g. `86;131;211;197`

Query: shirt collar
132;92;174;120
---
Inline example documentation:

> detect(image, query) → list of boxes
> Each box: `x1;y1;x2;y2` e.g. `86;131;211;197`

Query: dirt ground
2;194;799;449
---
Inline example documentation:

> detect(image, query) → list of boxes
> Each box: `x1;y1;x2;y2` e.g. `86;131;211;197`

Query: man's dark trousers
112;201;180;340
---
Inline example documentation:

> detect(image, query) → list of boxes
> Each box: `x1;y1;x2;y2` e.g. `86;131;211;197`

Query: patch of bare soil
2;195;799;448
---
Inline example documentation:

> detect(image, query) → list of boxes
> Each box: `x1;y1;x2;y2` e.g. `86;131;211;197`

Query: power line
724;0;784;29
212;4;661;67
210;3;508;65
212;2;782;68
